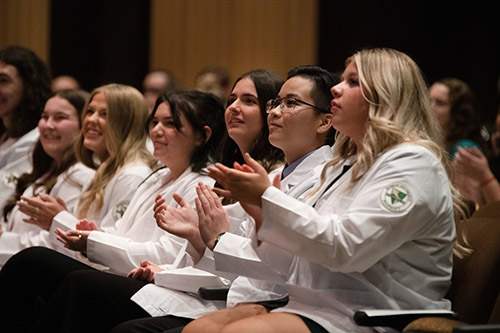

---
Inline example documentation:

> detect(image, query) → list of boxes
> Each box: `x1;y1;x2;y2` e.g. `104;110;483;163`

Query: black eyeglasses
266;97;329;114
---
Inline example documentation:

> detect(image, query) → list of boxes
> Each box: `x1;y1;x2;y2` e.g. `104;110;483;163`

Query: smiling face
82;92;109;161
38;96;80;163
0;61;23;122
330;61;370;148
225;77;263;154
149;102;201;170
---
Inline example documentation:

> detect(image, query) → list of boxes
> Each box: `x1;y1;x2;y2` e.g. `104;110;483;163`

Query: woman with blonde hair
16;83;156;254
186;48;469;332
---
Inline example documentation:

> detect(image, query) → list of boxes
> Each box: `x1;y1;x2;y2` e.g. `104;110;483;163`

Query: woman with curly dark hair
429;77;489;159
0;45;52;210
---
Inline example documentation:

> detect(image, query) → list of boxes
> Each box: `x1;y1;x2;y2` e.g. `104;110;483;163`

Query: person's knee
5;246;48;267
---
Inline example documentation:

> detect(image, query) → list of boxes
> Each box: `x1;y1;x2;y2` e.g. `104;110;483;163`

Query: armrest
198;286;230;301
354;309;458;331
453;324;500;332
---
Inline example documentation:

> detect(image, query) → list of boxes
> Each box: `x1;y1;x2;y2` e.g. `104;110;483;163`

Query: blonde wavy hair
75;84;157;218
322;48;470;257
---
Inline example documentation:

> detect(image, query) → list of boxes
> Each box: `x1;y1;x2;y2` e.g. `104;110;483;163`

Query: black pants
0;247;96;332
0;247;192;333
32;269;191;333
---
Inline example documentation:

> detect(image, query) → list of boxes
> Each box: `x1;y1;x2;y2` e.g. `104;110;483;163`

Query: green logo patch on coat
380;183;412;212
2;172;19;188
113;200;130;220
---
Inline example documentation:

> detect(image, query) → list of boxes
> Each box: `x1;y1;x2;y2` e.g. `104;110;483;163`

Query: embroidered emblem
380;183;412;212
2;172;19;188
113;200;130;221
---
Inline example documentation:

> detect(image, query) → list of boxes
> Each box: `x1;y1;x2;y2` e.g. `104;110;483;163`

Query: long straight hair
75;84;157;219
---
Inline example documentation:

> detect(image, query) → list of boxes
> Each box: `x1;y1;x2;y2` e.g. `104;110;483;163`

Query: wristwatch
213;232;226;249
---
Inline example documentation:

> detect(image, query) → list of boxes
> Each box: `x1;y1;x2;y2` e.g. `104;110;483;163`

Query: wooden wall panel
151;0;318;89
0;0;50;63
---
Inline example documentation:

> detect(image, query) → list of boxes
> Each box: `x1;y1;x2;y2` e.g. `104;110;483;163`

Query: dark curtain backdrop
318;0;500;125
49;0;500;125
50;0;150;92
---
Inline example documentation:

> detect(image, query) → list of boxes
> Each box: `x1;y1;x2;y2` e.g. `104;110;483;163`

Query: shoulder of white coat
56;163;95;190
111;162;154;186
139;166;170;186
16;127;39;146
176;167;215;189
65;162;95;179
376;144;442;169
375;144;449;212
120;161;154;177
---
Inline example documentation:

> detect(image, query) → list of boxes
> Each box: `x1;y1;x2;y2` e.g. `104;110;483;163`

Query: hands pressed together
153;153;272;256
127;260;163;283
207;153;272;206
23;154;275;283
55;219;99;253
453;147;494;203
17;194;67;230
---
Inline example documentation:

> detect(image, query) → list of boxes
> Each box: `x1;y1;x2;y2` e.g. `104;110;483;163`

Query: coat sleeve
86;172;213;274
96;165;151;233
258;147;454;273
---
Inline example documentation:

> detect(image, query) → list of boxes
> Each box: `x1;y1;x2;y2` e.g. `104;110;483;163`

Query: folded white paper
155;266;230;294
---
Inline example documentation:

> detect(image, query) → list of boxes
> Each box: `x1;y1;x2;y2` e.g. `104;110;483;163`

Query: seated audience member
488;100;500;178
2;84;156;263
51;75;81;92
429;77;489;159
182;48;470;333
0;89;93;263
0;45;51;211
453;146;500;205
195;65;231;103
0;69;284;332
143;70;177;112
13;66;339;333
54;90;225;273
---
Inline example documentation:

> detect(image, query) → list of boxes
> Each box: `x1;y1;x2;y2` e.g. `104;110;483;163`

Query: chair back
445;201;500;324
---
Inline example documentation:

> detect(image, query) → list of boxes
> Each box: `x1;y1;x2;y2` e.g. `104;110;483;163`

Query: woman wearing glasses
19;67;339;333
107;65;338;332
187;48;470;333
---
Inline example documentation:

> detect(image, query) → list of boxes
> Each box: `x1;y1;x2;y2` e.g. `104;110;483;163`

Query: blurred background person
195;65;231;103
430;77;493;208
0;45;51;213
51;75;81;92
429;77;490;159
142;69;177;112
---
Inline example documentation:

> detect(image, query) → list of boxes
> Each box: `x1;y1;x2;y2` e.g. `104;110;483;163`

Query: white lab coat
131;146;334;319
214;144;455;332
0;128;39;212
85;166;214;275
48;162;153;248
0;163;95;266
